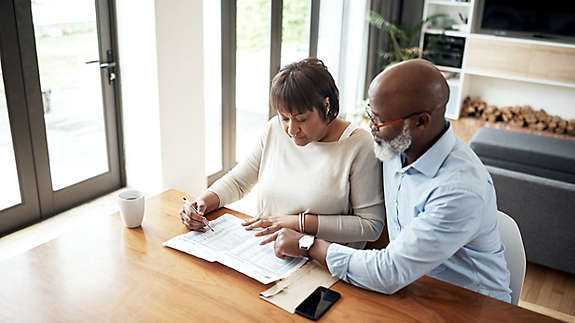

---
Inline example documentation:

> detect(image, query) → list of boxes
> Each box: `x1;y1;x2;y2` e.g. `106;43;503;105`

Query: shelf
428;0;471;7
425;28;468;38
445;79;462;120
464;69;575;89
468;33;575;49
435;65;461;73
421;0;575;122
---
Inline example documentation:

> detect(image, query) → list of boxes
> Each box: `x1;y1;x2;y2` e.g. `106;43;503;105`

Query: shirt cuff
326;243;355;280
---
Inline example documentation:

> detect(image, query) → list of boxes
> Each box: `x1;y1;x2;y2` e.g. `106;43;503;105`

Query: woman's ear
324;97;330;115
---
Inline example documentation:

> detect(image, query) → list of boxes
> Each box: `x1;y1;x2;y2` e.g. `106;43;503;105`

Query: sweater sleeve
316;131;385;243
207;122;269;207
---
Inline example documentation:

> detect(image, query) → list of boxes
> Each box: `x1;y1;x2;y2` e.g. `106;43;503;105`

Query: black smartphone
295;286;341;321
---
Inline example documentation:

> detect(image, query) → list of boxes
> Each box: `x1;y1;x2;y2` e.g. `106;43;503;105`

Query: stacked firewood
460;97;575;136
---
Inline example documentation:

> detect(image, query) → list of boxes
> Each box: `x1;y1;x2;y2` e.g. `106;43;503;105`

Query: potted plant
368;11;446;70
349;11;445;128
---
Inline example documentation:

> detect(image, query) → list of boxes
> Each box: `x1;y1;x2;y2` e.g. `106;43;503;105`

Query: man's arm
309;239;330;267
269;229;331;266
273;186;484;295
329;186;484;294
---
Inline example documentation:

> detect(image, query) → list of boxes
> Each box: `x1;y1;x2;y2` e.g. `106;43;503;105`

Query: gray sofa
469;127;575;275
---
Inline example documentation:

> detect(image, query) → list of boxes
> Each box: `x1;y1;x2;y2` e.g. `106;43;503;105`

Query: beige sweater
209;117;385;248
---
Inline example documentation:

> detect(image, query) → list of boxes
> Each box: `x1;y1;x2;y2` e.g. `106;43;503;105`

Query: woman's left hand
242;214;298;237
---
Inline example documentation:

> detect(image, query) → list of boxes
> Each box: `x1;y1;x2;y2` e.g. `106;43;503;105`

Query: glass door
19;0;123;215
0;63;21;212
0;0;42;234
31;0;111;191
0;0;122;235
0;54;42;232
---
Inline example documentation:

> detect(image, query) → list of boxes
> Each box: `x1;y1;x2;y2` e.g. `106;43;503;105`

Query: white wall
116;0;162;195
116;0;206;197
155;0;206;196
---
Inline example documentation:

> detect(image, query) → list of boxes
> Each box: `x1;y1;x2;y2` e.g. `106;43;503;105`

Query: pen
182;197;215;232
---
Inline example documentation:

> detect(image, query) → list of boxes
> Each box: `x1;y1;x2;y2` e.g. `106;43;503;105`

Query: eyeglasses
365;108;426;130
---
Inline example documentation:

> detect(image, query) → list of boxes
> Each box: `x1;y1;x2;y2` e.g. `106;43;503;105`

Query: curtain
364;0;424;98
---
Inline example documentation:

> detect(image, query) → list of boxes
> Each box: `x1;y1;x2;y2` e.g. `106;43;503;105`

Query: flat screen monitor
478;0;575;42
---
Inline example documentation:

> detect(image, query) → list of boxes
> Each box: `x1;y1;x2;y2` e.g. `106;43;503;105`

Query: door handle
85;60;116;69
85;50;117;84
99;62;116;69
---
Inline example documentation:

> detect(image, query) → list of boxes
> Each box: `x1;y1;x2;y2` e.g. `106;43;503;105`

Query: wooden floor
521;263;575;322
0;117;574;322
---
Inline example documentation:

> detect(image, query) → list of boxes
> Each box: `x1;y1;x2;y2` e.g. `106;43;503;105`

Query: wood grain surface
0;190;559;322
464;37;575;85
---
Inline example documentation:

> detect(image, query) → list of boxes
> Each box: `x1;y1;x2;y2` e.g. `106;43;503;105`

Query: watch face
299;235;314;250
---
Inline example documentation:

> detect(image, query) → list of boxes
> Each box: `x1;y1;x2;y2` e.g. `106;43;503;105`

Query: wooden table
0;190;558;322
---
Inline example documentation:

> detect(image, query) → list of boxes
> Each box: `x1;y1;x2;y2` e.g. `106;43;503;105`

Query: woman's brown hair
270;58;339;123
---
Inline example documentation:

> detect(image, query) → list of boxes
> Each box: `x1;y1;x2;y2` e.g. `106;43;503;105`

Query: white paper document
163;213;307;284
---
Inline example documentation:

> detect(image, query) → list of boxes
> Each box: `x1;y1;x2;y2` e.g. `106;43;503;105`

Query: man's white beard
373;123;412;162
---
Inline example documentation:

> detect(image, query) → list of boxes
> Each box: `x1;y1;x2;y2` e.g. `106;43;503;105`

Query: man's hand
261;228;331;266
242;215;298;237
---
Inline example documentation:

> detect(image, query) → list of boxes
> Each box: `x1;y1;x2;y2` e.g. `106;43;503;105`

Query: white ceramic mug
118;190;145;228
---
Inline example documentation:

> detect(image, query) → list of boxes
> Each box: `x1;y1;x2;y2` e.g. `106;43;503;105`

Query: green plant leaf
369;10;444;70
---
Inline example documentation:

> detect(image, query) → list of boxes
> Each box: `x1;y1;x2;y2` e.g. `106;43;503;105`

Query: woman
181;58;384;249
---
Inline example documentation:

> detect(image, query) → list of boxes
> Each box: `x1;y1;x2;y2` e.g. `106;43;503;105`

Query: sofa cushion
469;127;575;184
487;166;575;274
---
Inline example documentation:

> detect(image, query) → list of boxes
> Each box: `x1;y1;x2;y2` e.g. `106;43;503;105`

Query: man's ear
324;97;330;115
414;112;431;128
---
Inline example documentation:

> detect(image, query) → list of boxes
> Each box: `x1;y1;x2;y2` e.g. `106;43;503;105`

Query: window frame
208;0;321;185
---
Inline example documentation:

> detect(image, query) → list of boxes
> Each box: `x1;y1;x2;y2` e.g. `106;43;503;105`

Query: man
263;59;512;302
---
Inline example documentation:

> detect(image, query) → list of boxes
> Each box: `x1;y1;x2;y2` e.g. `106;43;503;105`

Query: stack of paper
163;213;307;284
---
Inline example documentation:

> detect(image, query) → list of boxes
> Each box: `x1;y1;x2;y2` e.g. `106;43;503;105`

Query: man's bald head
368;59;449;121
368;59;451;165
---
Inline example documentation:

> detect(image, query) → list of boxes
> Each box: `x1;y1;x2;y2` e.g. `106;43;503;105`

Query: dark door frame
208;0;320;186
0;0;42;233
0;0;125;235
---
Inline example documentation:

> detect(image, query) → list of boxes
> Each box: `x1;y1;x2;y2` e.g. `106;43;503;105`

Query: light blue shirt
326;122;512;302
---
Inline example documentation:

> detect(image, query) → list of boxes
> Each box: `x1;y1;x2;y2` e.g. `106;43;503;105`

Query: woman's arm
208;121;270;207
250;132;385;243
181;121;271;231
315;133;386;242
195;190;221;214
313;204;385;242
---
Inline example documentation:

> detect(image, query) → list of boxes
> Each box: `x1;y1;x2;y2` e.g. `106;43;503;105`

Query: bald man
265;59;512;302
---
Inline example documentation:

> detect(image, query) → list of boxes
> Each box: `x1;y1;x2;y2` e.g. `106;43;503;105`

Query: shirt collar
394;121;456;177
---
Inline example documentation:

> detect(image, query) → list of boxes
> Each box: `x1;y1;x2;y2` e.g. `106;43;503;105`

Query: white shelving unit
427;0;471;7
419;0;575;120
463;69;575;90
425;28;467;38
418;0;474;119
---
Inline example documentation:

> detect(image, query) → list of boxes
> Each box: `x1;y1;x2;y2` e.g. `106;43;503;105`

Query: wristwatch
298;234;315;257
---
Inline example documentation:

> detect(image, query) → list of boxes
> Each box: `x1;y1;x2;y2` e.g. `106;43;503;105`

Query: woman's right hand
180;199;209;232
